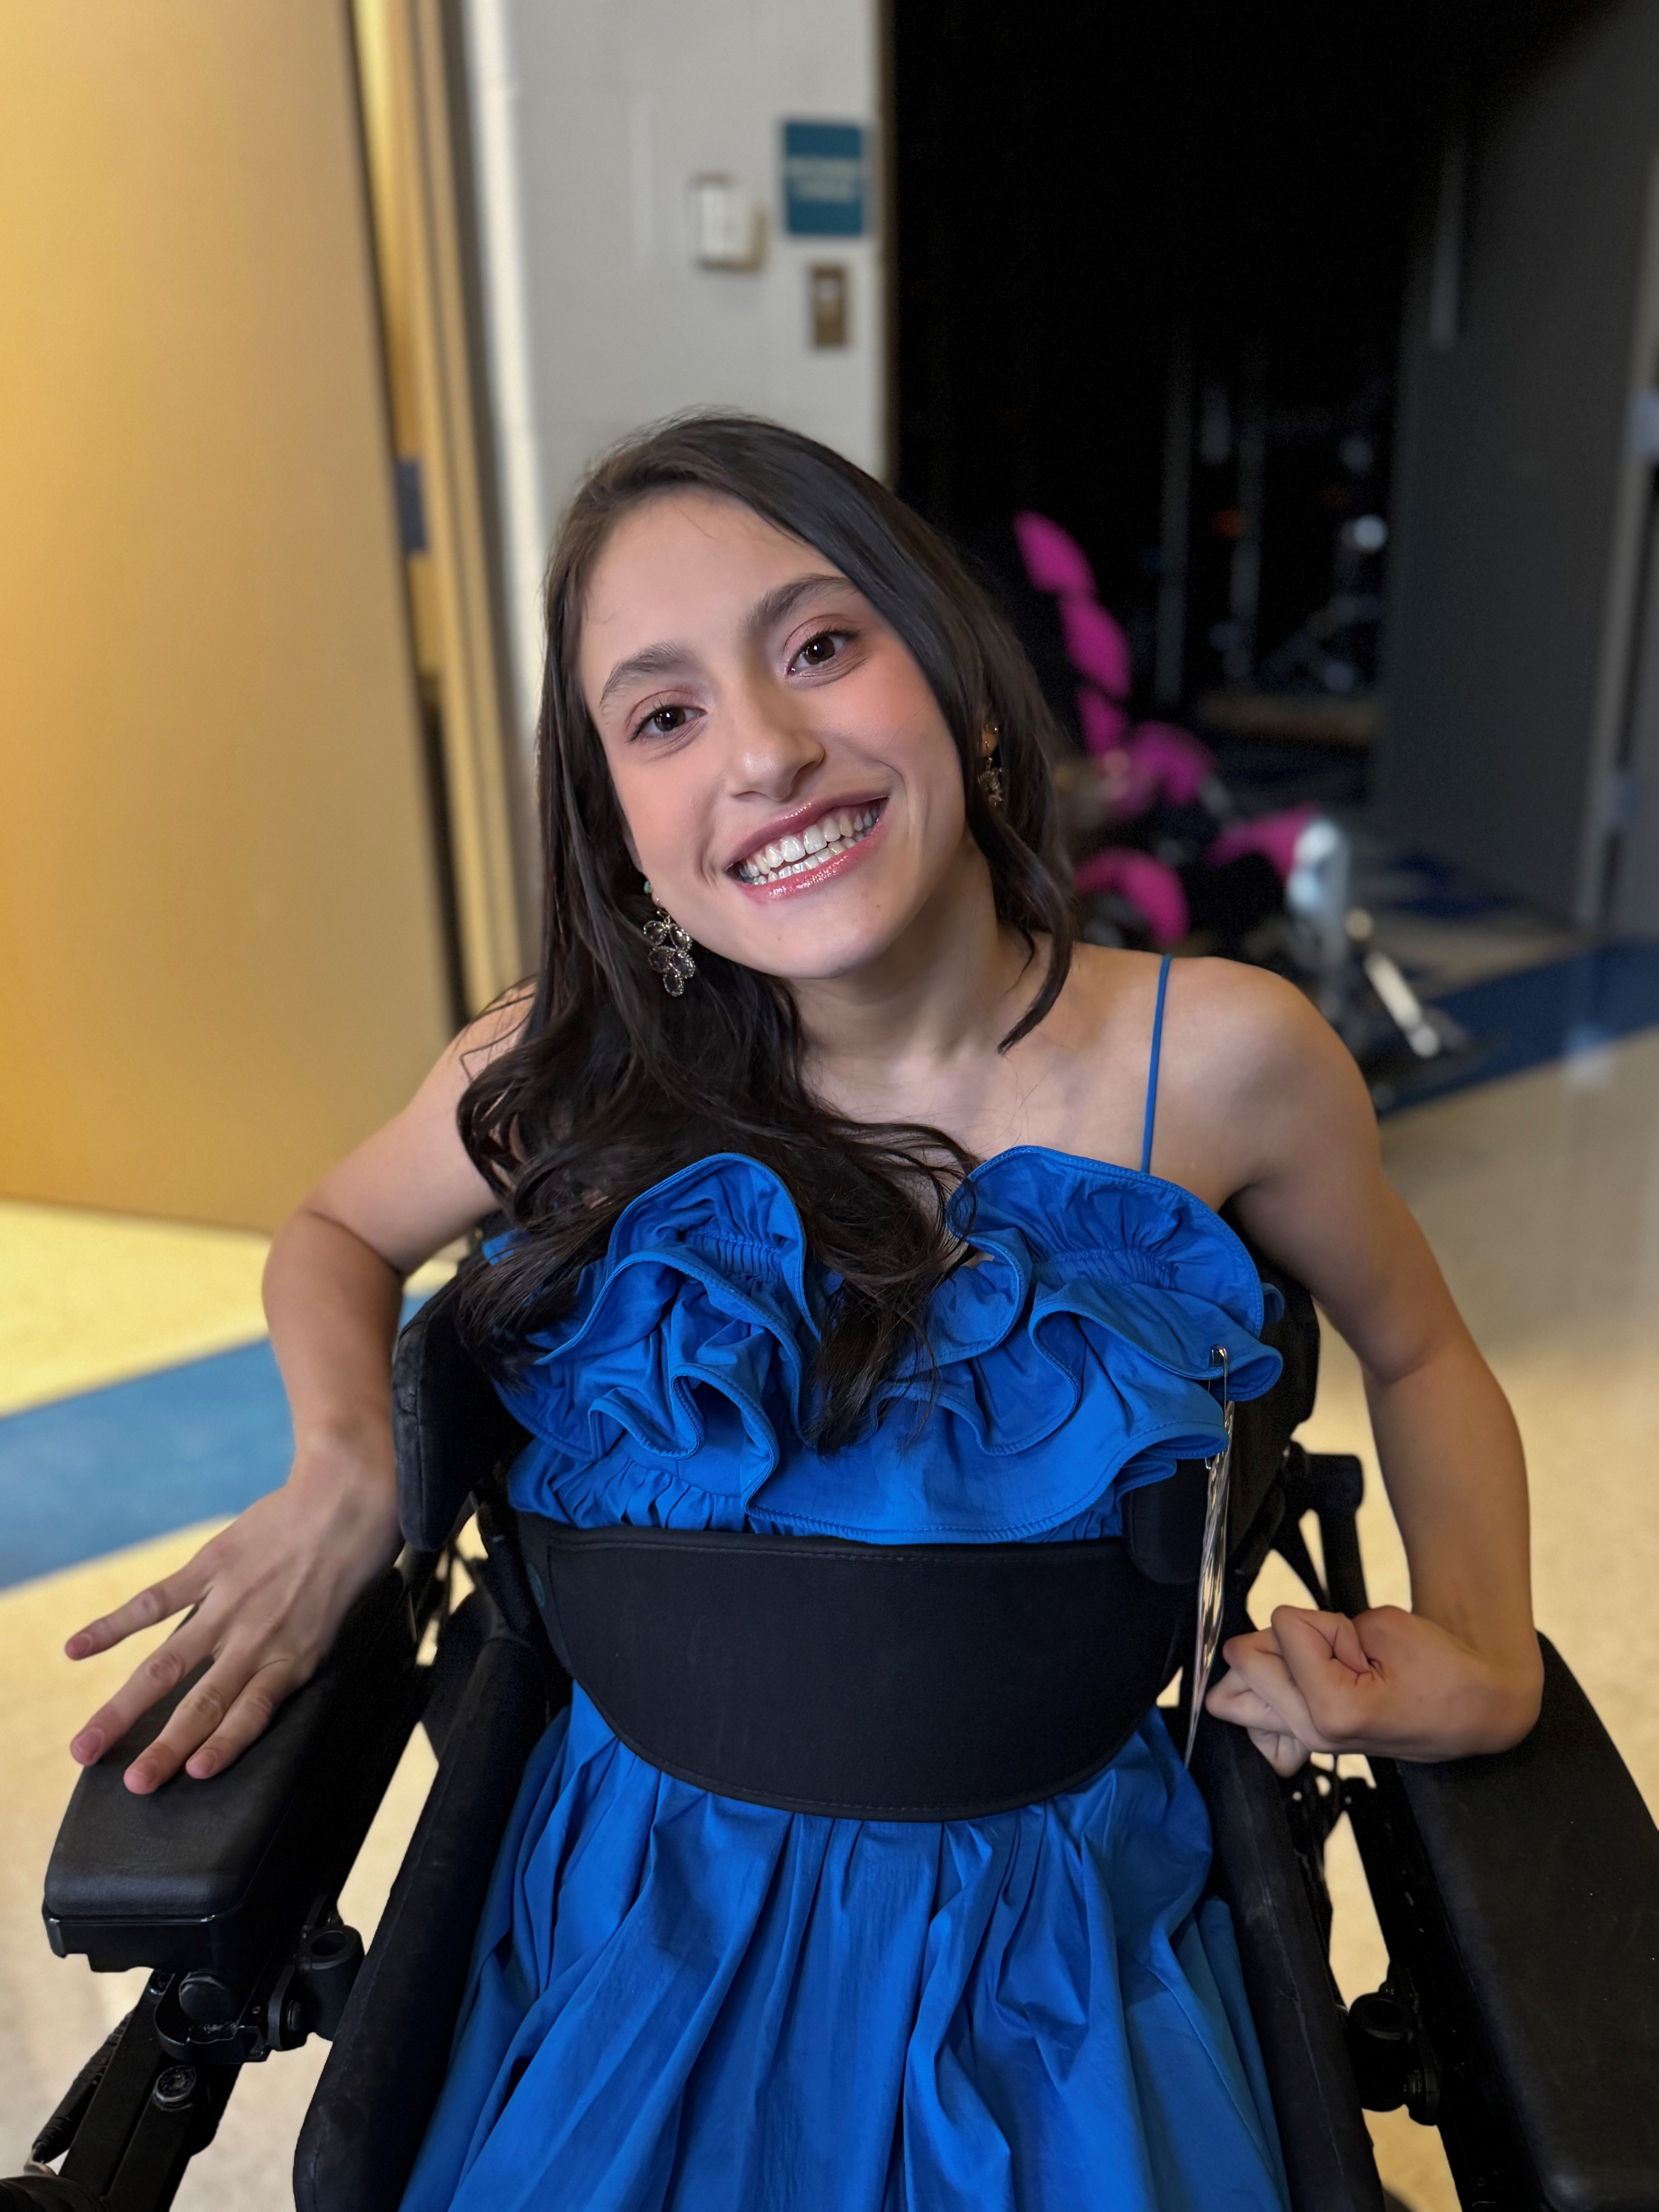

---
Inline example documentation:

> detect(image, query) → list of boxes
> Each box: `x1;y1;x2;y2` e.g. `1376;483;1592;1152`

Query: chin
718;905;903;982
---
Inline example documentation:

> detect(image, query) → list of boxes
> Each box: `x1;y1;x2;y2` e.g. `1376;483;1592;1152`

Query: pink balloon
1076;684;1130;756
1058;596;1133;699
1013;510;1097;598
1072;846;1190;947
1125;722;1216;809
1206;804;1320;884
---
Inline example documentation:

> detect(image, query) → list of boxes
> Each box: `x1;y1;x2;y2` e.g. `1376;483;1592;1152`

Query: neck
790;838;1035;1115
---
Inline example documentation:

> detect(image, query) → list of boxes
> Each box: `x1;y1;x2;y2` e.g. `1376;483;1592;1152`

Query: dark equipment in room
891;1;1428;726
7;1253;1659;2212
894;0;1659;936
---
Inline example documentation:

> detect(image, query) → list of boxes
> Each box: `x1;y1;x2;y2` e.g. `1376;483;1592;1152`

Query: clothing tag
1184;1349;1233;1767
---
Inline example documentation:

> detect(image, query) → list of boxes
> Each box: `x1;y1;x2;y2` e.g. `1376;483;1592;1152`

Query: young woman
65;416;1541;2210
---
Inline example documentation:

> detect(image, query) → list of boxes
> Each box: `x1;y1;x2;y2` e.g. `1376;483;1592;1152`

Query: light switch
809;263;849;347
690;175;763;270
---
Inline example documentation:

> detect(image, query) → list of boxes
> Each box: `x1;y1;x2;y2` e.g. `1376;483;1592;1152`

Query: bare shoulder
1164;955;1339;1084
1046;940;1167;1046
1138;955;1374;1203
1050;942;1320;1072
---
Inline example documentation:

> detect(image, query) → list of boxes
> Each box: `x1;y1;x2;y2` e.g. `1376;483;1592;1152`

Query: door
0;1;459;1227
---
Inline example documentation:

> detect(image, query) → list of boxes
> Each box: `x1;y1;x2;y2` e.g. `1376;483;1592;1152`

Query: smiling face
577;489;986;982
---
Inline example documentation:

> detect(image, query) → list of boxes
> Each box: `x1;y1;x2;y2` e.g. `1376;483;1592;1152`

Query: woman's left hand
1204;1604;1543;1776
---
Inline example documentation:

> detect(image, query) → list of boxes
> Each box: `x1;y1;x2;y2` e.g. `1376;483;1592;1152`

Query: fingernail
65;1635;89;1658
70;1732;98;1763
187;1750;216;1779
124;1763;153;1795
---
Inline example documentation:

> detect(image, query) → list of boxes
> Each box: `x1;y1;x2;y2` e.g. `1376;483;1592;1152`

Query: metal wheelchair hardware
297;1922;364;2041
150;2066;197;2113
175;1971;237;2027
262;1918;365;2050
1345;1986;1441;2123
1184;1345;1234;1766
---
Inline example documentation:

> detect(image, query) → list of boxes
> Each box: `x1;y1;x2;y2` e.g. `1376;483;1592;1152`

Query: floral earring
640;881;696;996
977;723;1004;811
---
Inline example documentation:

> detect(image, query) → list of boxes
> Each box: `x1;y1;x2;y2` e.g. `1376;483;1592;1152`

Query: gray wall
462;0;884;749
1380;0;1659;926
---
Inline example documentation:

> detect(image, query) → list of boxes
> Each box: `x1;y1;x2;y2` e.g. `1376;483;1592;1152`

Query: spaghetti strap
1140;955;1173;1175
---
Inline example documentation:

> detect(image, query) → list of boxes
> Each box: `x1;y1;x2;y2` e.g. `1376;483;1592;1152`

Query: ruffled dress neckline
489;1144;1283;1547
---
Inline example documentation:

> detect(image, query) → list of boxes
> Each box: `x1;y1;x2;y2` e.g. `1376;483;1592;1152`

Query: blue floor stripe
0;1296;434;1590
0;1341;293;1589
1381;941;1659;1114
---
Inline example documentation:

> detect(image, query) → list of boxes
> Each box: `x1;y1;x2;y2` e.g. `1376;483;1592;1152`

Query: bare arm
1158;964;1541;1771
67;995;527;1793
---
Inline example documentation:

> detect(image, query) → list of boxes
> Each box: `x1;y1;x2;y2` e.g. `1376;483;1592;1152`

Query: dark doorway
889;3;1561;726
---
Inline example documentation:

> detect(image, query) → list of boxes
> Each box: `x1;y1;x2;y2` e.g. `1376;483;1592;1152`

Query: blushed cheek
612;775;711;903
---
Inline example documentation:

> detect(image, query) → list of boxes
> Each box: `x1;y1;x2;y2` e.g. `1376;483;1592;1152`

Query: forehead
579;491;836;666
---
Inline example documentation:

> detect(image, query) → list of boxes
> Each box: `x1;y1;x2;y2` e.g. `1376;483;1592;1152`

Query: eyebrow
595;571;851;713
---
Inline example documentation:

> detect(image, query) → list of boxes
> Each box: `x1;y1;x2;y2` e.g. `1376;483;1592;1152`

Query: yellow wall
0;0;455;1228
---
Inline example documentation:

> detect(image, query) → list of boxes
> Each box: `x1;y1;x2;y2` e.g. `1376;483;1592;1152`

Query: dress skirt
399;1690;1288;2212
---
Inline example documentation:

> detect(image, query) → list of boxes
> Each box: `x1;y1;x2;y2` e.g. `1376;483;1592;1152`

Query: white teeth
736;803;882;884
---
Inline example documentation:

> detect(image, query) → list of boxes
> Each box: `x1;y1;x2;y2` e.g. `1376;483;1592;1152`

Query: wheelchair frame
7;1270;1659;2212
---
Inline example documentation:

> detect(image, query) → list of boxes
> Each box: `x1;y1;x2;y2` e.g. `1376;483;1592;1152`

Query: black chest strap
515;1515;1192;1822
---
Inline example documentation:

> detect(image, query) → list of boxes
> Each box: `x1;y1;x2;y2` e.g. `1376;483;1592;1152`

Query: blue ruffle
492;1148;1283;1546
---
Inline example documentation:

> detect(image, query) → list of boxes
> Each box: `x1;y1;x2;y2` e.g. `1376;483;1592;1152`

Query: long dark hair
457;413;1075;1444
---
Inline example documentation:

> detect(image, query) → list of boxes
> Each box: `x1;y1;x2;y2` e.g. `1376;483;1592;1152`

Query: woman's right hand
59;995;526;1796
65;1440;403;1795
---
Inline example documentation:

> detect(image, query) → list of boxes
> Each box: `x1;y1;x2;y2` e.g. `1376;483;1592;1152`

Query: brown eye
635;703;690;740
793;629;847;671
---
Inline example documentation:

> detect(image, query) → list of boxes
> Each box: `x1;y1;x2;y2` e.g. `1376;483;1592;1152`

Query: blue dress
402;972;1292;2211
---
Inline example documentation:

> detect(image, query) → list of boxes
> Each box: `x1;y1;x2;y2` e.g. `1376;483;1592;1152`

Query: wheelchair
7;1247;1659;2212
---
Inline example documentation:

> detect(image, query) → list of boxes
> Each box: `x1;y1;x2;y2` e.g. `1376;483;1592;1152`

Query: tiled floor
3;1026;1658;2208
0;1200;271;1416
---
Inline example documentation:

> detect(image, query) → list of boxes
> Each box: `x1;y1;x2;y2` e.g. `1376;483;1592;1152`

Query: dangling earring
977;723;1005;811
640;881;696;996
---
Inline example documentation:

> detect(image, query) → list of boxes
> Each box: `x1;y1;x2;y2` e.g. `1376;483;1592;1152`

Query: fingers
1270;1605;1389;1744
1205;1669;1286;1732
70;1610;216;1769
121;1649;299;1794
1273;1605;1375;1683
1206;1657;1317;1773
182;1661;296;1780
65;1562;208;1661
1214;1622;1334;1754
1213;1605;1536;1764
1247;1725;1312;1777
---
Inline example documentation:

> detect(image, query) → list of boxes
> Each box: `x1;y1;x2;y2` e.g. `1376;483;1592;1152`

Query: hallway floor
3;1026;1658;2209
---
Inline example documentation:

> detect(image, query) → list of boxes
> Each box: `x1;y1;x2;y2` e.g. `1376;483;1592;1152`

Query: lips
733;803;883;886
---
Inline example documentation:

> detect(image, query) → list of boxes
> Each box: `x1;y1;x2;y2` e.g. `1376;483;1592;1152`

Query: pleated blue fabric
400;1149;1291;2211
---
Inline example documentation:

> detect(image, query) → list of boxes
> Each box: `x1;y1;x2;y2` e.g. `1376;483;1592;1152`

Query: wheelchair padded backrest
1221;1218;1321;1549
394;1266;530;1551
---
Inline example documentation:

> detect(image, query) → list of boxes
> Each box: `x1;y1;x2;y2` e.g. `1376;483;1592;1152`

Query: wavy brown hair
457;412;1075;1445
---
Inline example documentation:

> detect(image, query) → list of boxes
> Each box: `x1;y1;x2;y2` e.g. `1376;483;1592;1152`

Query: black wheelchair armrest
295;1587;557;2212
43;1565;426;1996
1354;1636;1659;2209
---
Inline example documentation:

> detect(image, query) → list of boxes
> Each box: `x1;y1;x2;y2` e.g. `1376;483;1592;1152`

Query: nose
720;673;826;801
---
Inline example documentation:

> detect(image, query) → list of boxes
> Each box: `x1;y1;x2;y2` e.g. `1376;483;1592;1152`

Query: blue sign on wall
781;120;867;238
